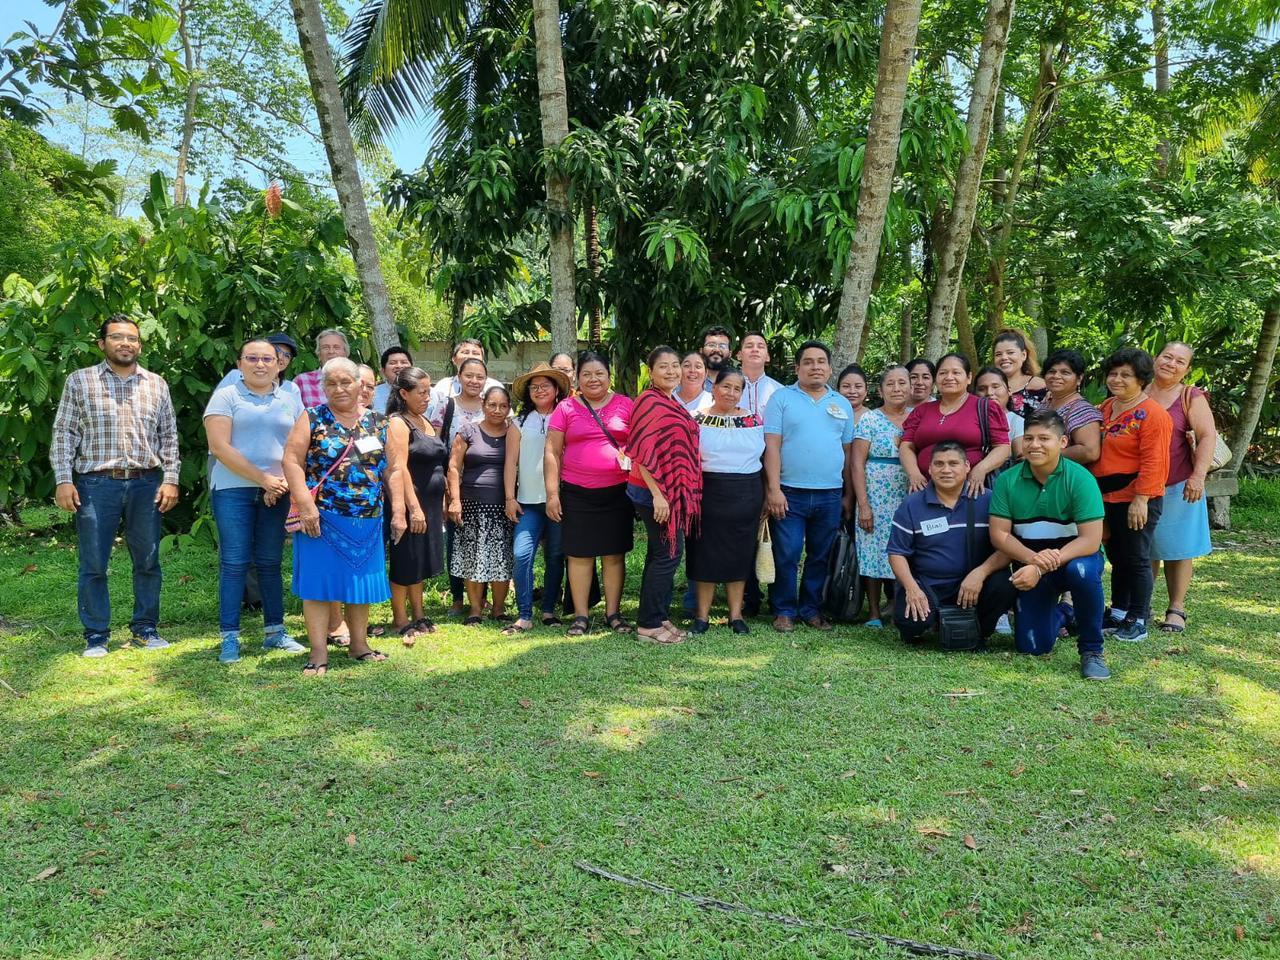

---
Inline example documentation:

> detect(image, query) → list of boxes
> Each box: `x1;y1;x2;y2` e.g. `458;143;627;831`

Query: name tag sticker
826;404;848;420
920;517;950;537
617;453;632;472
355;435;383;454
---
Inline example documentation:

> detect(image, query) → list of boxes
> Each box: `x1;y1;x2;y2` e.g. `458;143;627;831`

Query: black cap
266;332;298;357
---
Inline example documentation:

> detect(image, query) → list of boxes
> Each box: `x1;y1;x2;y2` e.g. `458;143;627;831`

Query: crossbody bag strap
964;493;975;573
978;396;991;456
309;417;359;501
579;395;622;450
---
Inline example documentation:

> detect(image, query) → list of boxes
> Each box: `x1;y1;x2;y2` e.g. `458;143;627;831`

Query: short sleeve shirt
887;486;995;592
902;394;1010;468
763;384;855;489
204;381;304;490
548;393;634;488
990;457;1104;551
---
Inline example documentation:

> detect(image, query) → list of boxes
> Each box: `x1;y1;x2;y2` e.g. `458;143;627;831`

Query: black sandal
605;612;633;635
413;617;436;634
502;620;533;636
302;661;328;676
567;616;591;637
326;632;350;648
350;650;387;662
463;615;484;627
1159;609;1188;633
540;614;563;626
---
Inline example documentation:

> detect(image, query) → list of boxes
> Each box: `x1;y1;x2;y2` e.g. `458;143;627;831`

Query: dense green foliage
0;119;121;284
2;498;1279;958
0;174;357;516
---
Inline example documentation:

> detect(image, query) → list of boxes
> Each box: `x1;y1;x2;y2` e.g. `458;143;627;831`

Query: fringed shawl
629;387;702;553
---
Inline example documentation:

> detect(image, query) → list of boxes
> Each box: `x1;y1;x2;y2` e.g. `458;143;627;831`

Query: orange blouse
1090;396;1172;503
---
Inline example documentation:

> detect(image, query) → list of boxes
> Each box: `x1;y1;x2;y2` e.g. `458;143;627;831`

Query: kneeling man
888;441;1015;647
989;408;1110;680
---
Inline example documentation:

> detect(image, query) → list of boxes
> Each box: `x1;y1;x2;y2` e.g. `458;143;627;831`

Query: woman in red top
899;353;1010;498
1090;347;1173;642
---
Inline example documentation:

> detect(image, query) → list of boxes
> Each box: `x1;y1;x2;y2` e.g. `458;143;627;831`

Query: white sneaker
995;614;1013;635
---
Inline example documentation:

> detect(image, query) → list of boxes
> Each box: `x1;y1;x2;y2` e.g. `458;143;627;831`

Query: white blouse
515;410;552;503
695;410;766;474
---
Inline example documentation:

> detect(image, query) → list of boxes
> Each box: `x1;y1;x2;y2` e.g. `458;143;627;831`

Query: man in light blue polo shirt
763;340;855;632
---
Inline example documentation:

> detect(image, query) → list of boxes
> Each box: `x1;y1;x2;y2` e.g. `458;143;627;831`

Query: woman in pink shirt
899;352;1010;497
545;351;635;636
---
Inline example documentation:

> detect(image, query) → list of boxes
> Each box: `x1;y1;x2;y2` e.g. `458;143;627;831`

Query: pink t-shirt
548;393;634;488
902;393;1010;469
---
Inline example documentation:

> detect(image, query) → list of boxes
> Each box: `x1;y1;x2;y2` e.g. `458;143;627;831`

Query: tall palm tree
288;0;399;353
340;0;578;355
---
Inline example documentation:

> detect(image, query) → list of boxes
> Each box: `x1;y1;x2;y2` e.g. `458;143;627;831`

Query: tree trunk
288;0;397;354
1230;301;1280;467
987;43;1053;331
922;0;1016;361
450;293;466;343
1152;0;1170;176
831;0;924;371
532;0;577;356
173;0;198;206
954;285;978;369
899;300;914;362
585;193;602;345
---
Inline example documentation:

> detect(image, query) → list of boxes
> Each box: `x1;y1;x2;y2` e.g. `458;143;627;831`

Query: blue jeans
74;470;163;643
1014;550;1105;656
512;502;564;621
769;486;842;620
211;487;289;633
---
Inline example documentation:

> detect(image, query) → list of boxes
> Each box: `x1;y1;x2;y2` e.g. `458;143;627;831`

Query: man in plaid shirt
52;316;181;657
293;328;351;408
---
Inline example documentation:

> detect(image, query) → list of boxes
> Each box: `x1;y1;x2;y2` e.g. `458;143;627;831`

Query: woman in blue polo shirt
204;338;308;664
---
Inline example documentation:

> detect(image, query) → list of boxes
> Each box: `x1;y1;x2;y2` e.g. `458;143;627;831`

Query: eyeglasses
105;333;141;344
241;355;277;365
529;382;556;392
705;341;730;350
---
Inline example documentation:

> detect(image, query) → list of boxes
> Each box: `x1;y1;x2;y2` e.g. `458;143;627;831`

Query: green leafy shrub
0;173;358;520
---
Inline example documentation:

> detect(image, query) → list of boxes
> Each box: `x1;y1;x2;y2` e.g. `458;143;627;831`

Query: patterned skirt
450;500;514;582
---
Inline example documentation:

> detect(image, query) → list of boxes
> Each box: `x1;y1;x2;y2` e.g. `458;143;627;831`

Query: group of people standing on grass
52;316;1221;682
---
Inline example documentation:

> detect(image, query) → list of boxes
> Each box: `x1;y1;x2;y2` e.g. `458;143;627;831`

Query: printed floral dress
854;408;908;580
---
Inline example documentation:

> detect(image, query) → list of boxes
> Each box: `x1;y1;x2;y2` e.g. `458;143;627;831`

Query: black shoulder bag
937;495;984;651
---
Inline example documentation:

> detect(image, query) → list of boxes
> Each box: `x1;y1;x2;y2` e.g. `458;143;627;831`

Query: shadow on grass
3;528;1280;958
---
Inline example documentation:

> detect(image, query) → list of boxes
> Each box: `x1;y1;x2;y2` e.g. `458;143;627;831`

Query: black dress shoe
730;619;750;634
689;619;710;635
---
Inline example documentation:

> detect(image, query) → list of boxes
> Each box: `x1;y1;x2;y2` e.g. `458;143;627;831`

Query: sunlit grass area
1;499;1278;959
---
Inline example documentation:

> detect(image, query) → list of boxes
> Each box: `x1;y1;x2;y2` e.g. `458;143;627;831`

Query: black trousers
635;503;684;629
1104;496;1164;622
895;567;1016;645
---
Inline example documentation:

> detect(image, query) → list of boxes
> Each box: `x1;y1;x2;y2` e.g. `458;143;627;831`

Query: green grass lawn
2;491;1278;959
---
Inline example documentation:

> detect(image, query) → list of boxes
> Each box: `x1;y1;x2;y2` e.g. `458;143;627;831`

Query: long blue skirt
291;509;391;604
1151;480;1212;562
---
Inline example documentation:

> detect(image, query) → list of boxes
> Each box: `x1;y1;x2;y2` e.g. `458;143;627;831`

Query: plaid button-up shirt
51;362;181;485
294;369;326;408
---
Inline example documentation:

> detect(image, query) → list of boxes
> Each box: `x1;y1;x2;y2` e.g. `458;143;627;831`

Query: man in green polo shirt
989;408;1110;680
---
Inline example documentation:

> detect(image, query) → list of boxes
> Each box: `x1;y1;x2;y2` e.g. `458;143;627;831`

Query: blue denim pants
211;486;289;633
769;486;842;620
512;502;565;621
73;470;163;643
1014;550;1106;656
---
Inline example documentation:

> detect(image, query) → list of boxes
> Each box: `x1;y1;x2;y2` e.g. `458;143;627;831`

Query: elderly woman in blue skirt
283;357;406;676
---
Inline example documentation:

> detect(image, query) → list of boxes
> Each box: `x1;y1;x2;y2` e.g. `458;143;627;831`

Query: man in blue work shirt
763;340;855;632
887;441;1016;646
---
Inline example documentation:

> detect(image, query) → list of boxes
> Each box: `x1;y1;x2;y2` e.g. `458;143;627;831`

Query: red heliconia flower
265;182;282;218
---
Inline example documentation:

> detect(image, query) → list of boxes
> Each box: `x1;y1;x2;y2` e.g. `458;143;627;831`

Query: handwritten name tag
920;516;950;537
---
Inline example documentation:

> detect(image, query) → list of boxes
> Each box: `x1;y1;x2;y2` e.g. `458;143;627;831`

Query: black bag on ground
937;496;984;651
821;524;864;622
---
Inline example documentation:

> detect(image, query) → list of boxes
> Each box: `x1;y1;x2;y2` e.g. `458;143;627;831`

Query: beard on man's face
703;352;728;372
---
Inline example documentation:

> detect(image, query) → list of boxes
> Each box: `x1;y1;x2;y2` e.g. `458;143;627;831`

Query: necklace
936;394;968;425
1108;392;1146;417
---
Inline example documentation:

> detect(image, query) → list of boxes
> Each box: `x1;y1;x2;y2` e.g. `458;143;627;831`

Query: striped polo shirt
989;457;1104;550
887;485;994;592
